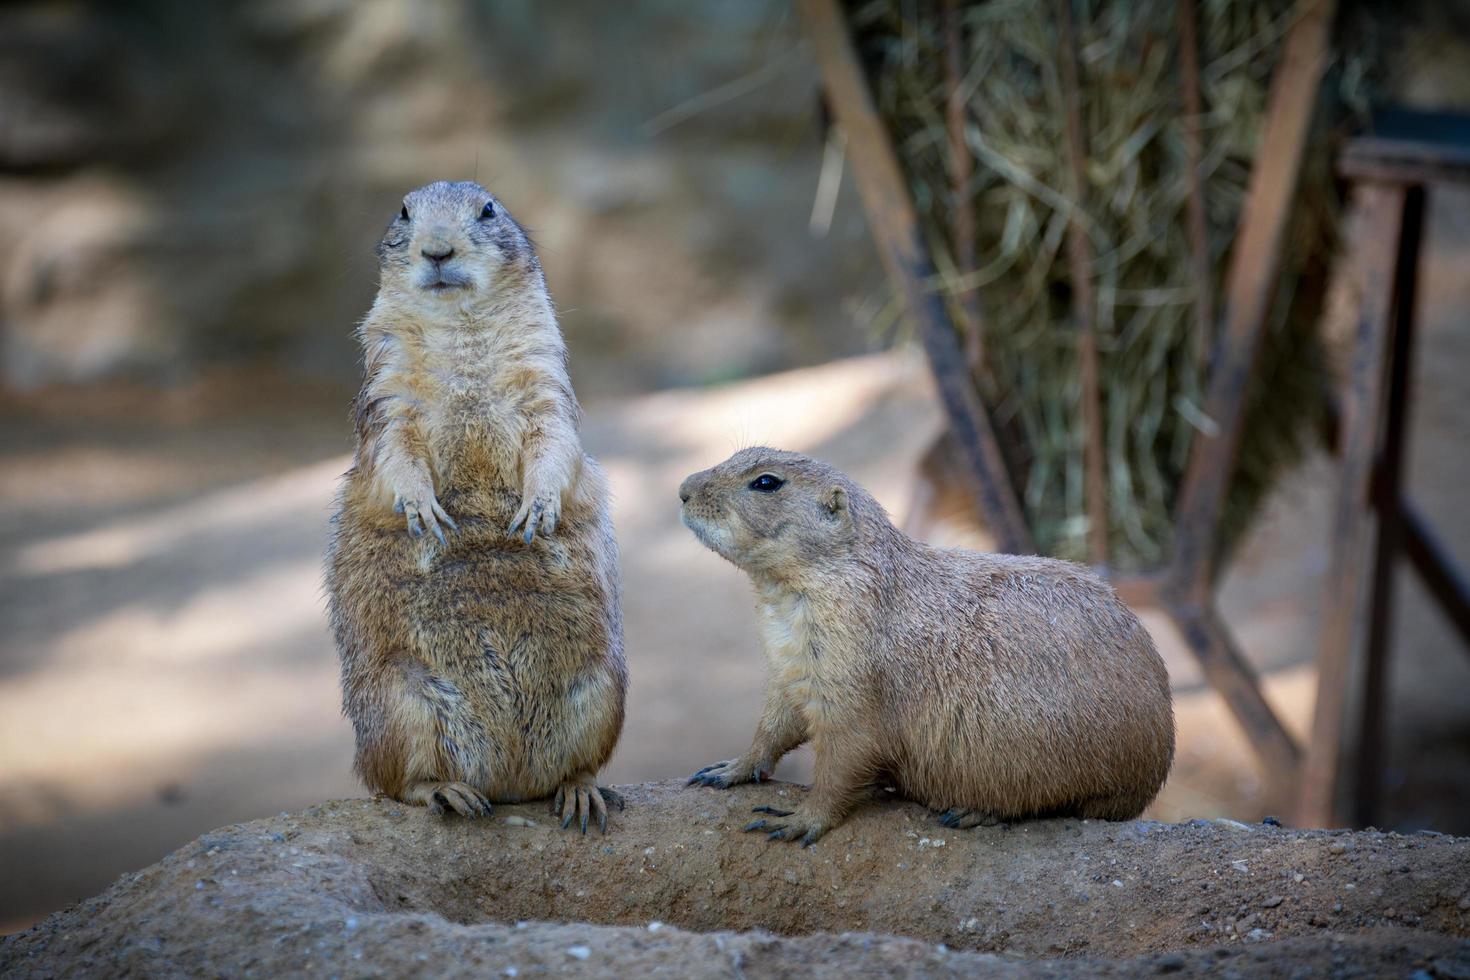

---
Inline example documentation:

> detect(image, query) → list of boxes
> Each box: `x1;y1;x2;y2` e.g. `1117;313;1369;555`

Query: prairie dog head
678;447;865;578
374;180;540;313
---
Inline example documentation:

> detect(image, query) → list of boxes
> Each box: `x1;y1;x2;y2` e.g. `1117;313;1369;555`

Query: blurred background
1;0;1468;935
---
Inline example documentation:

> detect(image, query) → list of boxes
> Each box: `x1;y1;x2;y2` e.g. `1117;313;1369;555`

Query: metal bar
1296;182;1409;829
1166;599;1302;779
798;0;1036;555
1177;0;1215;371
1400;497;1470;651
1168;0;1337;598
1354;184;1425;828
1055;0;1109;566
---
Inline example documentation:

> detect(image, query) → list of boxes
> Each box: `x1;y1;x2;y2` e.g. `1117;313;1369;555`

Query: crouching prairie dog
325;180;626;833
681;447;1173;846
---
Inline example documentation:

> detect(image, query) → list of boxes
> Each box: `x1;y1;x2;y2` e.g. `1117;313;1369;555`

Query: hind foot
405;781;492;818
743;805;831;848
552;775;618;834
937;807;1004;830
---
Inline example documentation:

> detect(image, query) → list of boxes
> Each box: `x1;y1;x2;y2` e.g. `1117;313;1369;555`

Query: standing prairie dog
325;181;626;832
681;448;1173;846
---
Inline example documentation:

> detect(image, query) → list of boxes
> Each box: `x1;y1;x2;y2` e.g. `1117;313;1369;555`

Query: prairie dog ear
823;485;848;518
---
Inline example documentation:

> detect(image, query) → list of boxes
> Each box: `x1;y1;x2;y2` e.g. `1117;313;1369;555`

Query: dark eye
748;474;783;493
399;205;410;221
479;201;495;220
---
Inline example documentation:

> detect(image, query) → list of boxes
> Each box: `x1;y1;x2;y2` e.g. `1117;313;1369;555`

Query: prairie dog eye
399;205;410;221
479;201;496;220
748;474;784;493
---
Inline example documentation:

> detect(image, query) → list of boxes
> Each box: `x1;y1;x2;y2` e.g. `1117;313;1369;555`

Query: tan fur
325;181;626;831
681;448;1173;846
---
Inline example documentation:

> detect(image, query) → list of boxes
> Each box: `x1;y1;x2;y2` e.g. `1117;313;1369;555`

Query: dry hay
847;0;1376;568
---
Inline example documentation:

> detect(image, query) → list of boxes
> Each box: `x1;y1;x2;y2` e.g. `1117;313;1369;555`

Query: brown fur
680;448;1173;846
325;181;626;831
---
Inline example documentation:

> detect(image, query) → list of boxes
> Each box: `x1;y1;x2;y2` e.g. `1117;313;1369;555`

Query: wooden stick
1167;598;1302;781
1354;184;1424;828
1055;0;1109;566
1177;0;1216;371
1168;0;1337;597
1296;182;1408;829
943;0;984;375
798;0;1036;554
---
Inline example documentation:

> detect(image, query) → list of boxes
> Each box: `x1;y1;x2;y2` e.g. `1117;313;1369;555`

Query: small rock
647;921;663;932
1262;895;1284;909
1261;816;1282;827
1293;873;1304;884
1231;860;1249;874
1328;841;1348;855
566;946;591;960
503;816;538;828
1245;928;1272;942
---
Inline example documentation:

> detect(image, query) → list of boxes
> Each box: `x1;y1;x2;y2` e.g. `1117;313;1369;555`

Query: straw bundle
848;0;1370;568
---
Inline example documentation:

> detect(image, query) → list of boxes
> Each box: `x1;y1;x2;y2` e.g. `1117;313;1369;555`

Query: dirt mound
3;781;1468;977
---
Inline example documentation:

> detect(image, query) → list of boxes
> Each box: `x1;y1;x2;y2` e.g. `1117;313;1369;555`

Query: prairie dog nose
678;474;699;504
421;244;455;263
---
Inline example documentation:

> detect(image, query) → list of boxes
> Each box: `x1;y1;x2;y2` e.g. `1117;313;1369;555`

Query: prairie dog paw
405;781;491;818
508;489;560;543
743;806;830;847
393;490;458;545
551;776;618;834
686;757;770;789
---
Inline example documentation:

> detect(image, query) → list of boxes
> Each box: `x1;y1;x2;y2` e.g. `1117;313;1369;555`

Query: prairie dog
681;448;1173;846
326;181;625;832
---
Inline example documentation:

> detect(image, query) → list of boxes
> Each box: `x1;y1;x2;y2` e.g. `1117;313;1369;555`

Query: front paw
744;806;830;848
394;492;458;545
551;777;621;834
686;757;768;789
508;490;560;543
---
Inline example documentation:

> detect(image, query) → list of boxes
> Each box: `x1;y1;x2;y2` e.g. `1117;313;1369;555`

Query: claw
744;819;768;833
433;502;459;532
431;520;447;546
766;828;789;841
561;807;575;831
800;828;822;848
407;512;424;537
752;805;793;817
